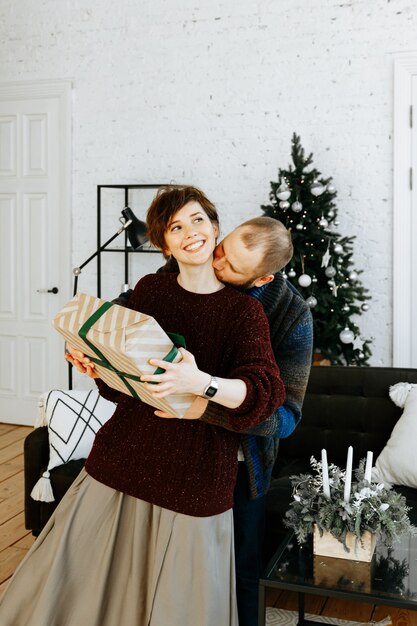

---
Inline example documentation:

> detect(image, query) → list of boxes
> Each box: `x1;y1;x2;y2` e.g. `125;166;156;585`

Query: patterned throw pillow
31;389;116;502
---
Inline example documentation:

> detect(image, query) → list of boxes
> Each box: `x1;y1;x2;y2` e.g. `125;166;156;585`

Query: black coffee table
259;531;417;626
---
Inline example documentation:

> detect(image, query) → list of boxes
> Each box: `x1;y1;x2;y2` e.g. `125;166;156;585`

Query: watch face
205;385;218;398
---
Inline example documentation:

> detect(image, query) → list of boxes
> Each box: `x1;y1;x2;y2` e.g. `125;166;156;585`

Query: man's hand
154;396;208;420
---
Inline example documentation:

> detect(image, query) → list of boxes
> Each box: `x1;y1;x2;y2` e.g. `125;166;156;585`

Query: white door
0;82;71;425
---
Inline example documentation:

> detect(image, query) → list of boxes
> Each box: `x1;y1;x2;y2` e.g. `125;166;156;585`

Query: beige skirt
0;469;238;626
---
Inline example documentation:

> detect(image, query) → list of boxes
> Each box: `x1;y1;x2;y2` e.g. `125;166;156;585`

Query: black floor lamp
68;206;148;388
72;207;148;296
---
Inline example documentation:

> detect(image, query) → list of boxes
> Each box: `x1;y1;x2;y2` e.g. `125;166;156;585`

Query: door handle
36;287;59;294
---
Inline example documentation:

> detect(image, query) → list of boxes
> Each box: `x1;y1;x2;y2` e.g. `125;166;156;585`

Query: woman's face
163;201;218;267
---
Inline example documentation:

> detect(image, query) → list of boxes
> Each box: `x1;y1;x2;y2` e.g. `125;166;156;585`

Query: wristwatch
202;376;219;399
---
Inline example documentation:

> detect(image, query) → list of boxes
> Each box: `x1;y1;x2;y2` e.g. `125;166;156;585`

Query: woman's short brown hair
146;186;219;251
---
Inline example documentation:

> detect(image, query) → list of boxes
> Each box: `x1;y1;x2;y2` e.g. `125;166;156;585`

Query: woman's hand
140;348;210;398
64;344;100;379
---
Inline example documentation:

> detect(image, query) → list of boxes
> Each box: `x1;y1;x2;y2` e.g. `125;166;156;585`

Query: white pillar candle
343;446;353;503
364;450;373;483
321;448;331;498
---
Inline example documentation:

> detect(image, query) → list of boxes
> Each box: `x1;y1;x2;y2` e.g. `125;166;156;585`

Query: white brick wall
1;0;415;365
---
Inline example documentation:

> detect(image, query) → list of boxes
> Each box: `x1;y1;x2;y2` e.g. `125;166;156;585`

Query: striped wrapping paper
52;293;195;418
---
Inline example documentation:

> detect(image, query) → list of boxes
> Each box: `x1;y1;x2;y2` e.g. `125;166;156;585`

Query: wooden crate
313;526;376;562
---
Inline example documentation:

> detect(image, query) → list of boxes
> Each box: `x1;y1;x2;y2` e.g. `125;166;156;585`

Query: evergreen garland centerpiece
261;133;372;366
285;449;415;552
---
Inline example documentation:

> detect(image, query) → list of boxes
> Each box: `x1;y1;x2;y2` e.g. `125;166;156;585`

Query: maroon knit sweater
85;273;284;517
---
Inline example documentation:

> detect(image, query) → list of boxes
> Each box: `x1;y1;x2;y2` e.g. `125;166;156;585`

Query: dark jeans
233;462;266;626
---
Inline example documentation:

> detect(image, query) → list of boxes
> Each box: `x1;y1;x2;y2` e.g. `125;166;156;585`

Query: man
203;216;313;626
116;215;313;626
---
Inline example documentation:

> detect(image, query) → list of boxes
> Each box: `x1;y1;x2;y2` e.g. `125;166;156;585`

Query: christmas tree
261;133;372;365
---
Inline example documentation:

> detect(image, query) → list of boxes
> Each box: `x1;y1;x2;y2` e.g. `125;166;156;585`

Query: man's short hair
238;216;293;277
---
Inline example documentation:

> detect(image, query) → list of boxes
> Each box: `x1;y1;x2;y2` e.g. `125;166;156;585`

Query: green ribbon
78;302;186;398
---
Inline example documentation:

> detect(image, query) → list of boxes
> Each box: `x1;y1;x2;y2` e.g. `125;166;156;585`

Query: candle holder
285;453;416;560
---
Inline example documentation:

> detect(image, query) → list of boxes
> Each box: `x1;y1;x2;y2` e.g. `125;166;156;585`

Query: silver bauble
339;327;354;344
311;180;325;197
349;271;358;281
327;183;336;193
276;183;291;201
306;295;318;308
298;274;312;288
325;266;336;278
291;201;303;213
361;303;369;311
333;243;343;254
342;304;350;312
334;220;340;226
279;200;290;210
296;223;303;231
328;210;335;218
318;217;329;228
288;268;296;278
312;276;318;283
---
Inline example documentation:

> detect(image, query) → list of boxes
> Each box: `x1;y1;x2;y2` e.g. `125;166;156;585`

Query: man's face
212;227;266;289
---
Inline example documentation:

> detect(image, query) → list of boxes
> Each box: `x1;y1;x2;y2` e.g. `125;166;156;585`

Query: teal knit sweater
201;273;313;499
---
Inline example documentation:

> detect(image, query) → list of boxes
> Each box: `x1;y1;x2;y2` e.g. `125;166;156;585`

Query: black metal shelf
97;184;170;296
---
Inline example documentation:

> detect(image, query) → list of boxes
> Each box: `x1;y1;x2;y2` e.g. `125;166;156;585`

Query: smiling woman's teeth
185;241;204;251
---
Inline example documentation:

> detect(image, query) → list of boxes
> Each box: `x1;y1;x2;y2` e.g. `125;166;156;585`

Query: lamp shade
121;207;148;249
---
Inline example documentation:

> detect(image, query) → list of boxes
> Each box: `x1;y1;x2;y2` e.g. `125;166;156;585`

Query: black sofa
25;367;417;547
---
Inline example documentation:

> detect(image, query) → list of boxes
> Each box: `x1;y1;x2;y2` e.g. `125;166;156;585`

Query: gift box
53;293;196;418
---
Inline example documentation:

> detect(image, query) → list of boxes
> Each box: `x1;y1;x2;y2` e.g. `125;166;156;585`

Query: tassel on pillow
30;470;55;502
389;382;414;408
33;393;48;429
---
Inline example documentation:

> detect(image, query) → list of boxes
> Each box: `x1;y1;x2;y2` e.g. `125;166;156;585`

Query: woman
0;186;284;626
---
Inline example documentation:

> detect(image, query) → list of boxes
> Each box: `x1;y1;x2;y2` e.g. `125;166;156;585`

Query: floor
1;423;417;625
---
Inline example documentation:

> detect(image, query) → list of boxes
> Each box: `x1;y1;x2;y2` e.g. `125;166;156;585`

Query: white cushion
31;389;115;502
372;383;417;488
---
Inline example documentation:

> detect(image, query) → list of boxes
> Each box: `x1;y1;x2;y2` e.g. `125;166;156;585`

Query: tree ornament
312;276;318;283
282;271;287;279
296;223;303;231
306;295;318;308
276;181;291;201
279;200;290;210
349;271;358;281
288;268;296;278
327;183;336;193
291;200;303;213
333;243;343;254
318;216;329;228
334;220;340;226
328;210;335;218
325;266;336;278
342;304;350;312
321;244;331;268
361;303;369;311
298;274;312;287
339;327;354;344
311;180;325;196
